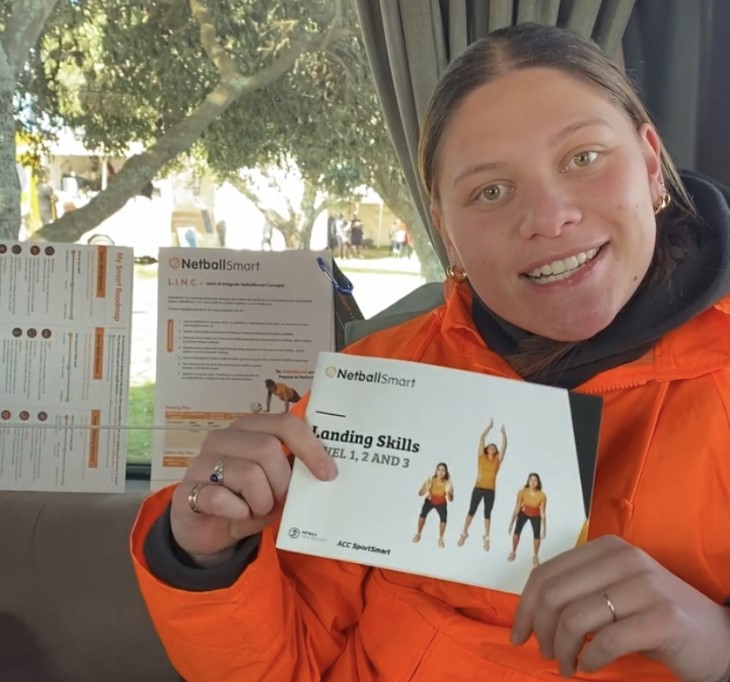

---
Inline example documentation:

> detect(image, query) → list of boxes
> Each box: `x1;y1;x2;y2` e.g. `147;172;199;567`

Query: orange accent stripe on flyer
162;456;194;468
167;319;174;352
93;328;104;379
96;246;108;297
88;409;101;468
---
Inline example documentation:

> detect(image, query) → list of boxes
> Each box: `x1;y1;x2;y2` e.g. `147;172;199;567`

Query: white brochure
277;352;601;593
0;242;133;492
152;248;335;487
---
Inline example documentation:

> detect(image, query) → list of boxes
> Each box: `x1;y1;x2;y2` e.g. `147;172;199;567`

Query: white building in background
26;131;398;255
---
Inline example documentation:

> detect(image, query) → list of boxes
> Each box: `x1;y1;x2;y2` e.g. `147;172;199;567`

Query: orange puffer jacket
131;282;730;681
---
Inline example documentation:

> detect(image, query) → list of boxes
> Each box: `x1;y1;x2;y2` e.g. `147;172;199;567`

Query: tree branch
37;80;253;241
188;0;242;80
190;0;347;92
2;0;60;80
321;0;343;47
327;48;358;84
0;40;12;91
371;167;443;281
35;0;348;243
230;175;264;207
282;187;297;220
230;175;303;248
314;197;329;216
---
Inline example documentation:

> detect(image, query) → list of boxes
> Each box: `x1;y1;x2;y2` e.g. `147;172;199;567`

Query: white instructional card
152;248;335;487
278;352;600;593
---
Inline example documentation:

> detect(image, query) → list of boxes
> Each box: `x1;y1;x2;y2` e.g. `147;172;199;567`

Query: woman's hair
524;472;543;490
484;443;498;455
417;24;698;378
419;23;693;217
433;462;450;480
265;379;276;389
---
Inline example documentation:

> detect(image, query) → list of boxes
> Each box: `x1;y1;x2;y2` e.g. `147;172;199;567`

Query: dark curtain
697;0;730;186
356;0;730;266
355;0;637;269
622;0;710;174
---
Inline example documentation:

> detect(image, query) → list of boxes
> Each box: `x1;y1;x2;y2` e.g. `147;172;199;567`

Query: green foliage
202;30;395;199
126;382;155;465
18;0;402;205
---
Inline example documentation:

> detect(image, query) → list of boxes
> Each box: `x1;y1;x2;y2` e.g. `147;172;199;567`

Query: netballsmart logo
325;365;416;389
168;257;181;269
288;527;300;539
178;257;261;272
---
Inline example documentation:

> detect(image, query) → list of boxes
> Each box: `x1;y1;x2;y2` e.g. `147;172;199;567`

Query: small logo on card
324;366;416;389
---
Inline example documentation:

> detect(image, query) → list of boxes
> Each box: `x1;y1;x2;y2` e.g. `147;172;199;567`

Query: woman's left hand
512;535;730;681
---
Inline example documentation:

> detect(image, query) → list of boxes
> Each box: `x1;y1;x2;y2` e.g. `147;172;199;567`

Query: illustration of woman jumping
508;473;547;566
457;419;507;551
412;463;454;548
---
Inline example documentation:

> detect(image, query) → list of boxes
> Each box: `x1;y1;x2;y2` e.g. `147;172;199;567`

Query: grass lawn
127;382;155;464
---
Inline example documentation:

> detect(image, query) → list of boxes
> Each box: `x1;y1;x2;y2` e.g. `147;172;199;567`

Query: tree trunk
298;176;327;249
264;208;302;249
3;0;60;81
371;170;443;282
0;50;19;240
0;0;60;240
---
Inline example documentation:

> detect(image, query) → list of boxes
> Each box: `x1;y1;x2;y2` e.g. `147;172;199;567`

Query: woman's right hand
169;413;336;566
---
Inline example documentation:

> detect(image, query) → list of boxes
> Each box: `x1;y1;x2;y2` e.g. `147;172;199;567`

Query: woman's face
485;444;498;457
436;465;447;479
528;475;539;489
432;67;664;341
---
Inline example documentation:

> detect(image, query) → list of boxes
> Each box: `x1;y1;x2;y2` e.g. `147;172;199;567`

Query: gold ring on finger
601;592;618;623
209;457;227;485
188;481;207;514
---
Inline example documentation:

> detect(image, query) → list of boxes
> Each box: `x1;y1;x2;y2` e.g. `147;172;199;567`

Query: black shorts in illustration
468;487;495;519
514;512;541;539
420;498;447;523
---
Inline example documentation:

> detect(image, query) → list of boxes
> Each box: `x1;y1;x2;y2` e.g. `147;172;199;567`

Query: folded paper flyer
0;242;133;492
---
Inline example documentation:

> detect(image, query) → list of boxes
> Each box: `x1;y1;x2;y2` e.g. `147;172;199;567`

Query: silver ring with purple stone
209;457;227;485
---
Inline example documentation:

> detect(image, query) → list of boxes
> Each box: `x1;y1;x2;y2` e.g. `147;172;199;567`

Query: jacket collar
438;281;730;394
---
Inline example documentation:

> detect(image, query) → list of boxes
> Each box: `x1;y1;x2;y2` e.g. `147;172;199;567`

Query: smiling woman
418;25;721;386
430;68;663;341
131;23;730;682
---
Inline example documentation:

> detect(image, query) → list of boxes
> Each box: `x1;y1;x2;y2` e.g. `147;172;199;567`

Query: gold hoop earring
446;263;466;282
654;192;671;215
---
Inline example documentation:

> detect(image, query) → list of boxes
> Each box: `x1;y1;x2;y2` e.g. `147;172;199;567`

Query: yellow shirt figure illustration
264;379;301;413
414;464;454;548
457;419;508;550
273;383;295;400
426;478;451;505
476;454;501;490
519;489;546;517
